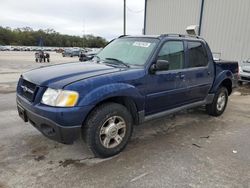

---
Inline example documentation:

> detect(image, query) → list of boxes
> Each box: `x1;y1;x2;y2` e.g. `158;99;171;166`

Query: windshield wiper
104;58;130;68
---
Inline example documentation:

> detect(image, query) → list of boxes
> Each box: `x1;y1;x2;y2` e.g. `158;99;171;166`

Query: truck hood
22;62;121;88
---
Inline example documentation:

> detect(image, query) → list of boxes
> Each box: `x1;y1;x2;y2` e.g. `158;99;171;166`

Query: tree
0;26;108;47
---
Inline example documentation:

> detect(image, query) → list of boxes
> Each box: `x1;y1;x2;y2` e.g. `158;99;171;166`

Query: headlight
41;88;79;107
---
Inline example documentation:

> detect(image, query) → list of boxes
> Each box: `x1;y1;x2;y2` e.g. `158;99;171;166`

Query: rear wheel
82;103;133;158
206;87;228;116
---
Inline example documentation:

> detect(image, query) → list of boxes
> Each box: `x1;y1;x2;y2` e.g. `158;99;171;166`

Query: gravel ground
0;52;250;188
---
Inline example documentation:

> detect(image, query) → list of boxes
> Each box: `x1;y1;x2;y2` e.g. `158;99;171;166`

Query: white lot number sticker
133;41;151;48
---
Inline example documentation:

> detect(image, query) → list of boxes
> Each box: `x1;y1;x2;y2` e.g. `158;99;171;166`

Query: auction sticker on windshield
133;41;151;48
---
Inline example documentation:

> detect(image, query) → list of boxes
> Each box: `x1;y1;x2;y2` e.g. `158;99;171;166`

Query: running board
144;100;206;122
137;94;214;123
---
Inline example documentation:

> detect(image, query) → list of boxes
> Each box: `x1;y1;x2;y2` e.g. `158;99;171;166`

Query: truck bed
215;60;238;74
214;60;239;89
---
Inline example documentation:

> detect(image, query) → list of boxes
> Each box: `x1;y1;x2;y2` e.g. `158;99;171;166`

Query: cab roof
120;34;205;42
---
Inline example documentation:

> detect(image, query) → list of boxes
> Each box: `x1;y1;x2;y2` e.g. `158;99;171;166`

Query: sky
0;0;145;40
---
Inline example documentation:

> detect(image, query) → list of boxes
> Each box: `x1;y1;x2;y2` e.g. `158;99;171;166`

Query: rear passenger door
184;41;214;102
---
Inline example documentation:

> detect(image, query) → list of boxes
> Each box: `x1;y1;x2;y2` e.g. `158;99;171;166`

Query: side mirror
150;60;170;73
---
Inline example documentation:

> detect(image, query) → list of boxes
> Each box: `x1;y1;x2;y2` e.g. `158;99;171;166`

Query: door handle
207;71;211;75
179;74;185;79
176;73;185;79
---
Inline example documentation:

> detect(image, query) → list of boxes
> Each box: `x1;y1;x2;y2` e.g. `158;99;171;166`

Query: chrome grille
20;79;37;101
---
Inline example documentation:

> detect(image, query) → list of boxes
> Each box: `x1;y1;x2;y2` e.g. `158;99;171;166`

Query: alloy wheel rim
217;92;226;111
99;116;126;149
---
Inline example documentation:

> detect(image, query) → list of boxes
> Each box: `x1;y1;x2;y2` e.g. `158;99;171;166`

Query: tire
206;87;228;116
82;103;133;158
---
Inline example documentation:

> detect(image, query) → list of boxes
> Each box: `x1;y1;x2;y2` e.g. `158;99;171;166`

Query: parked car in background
33;47;43;51
55;48;64;53
79;51;98;62
13;46;21;51
0;46;12;51
62;49;80;57
24;47;31;51
79;48;102;61
239;58;250;84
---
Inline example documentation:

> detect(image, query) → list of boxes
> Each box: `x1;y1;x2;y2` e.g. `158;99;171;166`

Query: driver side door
145;40;188;115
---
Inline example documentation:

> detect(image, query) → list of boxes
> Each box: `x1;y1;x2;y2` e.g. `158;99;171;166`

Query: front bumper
17;94;93;144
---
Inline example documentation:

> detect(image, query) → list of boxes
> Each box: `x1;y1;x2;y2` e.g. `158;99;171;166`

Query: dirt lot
0;52;250;188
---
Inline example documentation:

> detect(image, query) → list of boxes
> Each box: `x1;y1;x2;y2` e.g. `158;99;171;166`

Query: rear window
187;41;208;68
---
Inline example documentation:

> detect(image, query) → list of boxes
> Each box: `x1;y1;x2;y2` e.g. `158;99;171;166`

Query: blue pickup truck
17;34;238;158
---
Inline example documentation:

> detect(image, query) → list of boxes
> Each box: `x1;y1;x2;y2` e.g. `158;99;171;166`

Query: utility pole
123;0;126;35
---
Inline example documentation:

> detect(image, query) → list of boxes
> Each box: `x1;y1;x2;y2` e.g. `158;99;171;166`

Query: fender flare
78;83;145;111
210;70;233;93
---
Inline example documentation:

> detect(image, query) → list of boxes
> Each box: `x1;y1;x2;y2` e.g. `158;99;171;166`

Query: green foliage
0;26;108;47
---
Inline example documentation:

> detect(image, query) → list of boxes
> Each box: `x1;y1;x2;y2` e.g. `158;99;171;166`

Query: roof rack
159;34;202;39
118;35;128;38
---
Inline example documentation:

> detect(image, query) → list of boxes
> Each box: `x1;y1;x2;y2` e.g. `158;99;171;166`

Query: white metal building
144;0;250;62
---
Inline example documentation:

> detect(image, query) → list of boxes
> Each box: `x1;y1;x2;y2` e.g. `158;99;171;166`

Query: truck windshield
95;37;159;66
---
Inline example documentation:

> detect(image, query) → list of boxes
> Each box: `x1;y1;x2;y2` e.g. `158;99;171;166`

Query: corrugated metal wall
145;0;250;62
201;0;250;61
145;0;201;34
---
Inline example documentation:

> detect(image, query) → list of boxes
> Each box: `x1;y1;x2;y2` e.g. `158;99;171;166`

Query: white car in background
0;45;12;51
239;58;250;85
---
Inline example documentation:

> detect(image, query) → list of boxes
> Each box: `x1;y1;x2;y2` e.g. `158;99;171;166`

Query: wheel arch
82;96;142;128
211;71;233;95
220;78;232;95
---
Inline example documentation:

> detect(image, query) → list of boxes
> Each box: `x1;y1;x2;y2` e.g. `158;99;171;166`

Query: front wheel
82;103;133;158
206;87;228;116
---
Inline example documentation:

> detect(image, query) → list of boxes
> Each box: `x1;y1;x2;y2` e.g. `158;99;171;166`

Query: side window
157;41;184;70
187;41;208;67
